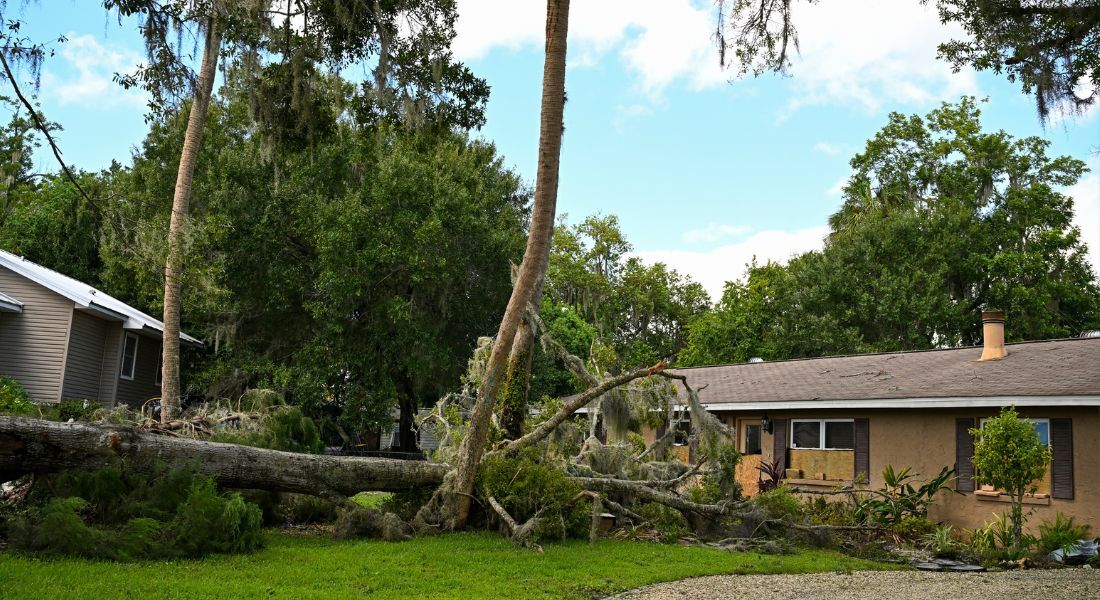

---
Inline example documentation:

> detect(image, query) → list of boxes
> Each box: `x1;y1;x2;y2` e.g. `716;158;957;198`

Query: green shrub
854;465;955;526
753;486;803;522
803;496;858;527
1036;512;1091;555
0;376;32;414
10;465;264;560
58;399;101;422
923;525;962;559
168;479;263;556
891;516;938;541
966;512;1036;562
479;449;584;542
635;501;688;540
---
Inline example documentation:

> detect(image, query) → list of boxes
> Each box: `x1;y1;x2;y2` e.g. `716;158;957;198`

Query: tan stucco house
651;313;1099;531
0;249;202;407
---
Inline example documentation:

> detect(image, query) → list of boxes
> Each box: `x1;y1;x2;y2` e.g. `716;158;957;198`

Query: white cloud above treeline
41;33;147;109
633;225;831;300
454;0;977;113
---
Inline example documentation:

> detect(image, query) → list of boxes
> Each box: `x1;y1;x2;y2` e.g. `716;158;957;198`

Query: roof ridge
671;336;1100;371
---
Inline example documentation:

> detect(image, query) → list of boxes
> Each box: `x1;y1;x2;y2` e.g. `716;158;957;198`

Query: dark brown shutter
955;417;976;492
1051;418;1074;499
853;418;870;483
772;419;788;472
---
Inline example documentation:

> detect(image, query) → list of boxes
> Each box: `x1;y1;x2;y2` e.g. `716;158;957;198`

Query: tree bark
160;18;222;423
448;0;571;528
0;417;447;497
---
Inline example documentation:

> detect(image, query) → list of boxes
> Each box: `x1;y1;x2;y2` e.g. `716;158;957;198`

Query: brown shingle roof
673;337;1100;407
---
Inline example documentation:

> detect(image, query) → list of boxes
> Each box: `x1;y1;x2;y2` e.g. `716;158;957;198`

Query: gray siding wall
115;334;162;408
98;323;123;408
61;310;110;403
0;266;74;404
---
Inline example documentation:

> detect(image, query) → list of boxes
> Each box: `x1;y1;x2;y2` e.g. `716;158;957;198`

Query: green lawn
0;532;898;599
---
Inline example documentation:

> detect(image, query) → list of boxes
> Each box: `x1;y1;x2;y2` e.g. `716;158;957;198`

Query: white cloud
453;0;722;99
814;142;843;156
682;223;752;244
1066;171;1100;273
41;33;147;109
454;0;979;115
633;226;830;300
782;0;979;116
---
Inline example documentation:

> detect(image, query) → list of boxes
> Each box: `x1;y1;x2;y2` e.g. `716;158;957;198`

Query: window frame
790;418;855;450
743;422;762;455
120;332;139;381
672;420;691;447
154;350;162;387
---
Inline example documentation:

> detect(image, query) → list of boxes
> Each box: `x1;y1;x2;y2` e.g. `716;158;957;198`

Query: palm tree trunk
500;275;546;439
160;19;222;423
448;0;570;528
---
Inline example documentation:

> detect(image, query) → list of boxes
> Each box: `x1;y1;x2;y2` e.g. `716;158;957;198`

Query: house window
743;423;762;455
978;417;1049;445
790;419;854;450
673;420;691;446
975;417;1052;496
120;333;139;380
155;351;162;387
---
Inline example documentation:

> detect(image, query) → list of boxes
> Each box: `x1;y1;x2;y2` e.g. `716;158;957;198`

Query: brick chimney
978;310;1007;361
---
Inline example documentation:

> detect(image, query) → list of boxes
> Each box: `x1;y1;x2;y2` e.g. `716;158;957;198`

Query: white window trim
154;351;162;387
120;332;139;381
742;421;763;455
790;418;855;450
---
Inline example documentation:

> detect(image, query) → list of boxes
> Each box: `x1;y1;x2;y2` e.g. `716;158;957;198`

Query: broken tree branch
492;361;666;457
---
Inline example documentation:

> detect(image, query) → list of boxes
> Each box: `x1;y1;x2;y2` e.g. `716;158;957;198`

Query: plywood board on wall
789;449;853;481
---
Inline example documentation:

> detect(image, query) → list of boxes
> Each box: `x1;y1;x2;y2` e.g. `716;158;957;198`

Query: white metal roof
0;248;202;346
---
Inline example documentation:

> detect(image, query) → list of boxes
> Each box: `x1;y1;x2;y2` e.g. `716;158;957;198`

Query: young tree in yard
970;406;1053;549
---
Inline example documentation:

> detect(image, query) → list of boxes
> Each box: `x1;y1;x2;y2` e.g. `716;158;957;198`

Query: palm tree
160;16;221;422
448;0;571;528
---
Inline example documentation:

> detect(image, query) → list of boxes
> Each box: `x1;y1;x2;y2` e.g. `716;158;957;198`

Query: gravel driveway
616;568;1100;599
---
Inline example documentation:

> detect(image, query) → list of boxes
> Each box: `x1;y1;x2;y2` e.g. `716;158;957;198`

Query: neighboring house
0;249;202;407
635;312;1099;530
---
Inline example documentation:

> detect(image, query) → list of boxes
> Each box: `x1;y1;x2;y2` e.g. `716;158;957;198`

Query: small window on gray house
120;333;139;380
744;424;762;455
155;352;162;387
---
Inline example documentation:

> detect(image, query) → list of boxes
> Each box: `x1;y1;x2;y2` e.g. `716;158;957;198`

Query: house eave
573;394;1100;414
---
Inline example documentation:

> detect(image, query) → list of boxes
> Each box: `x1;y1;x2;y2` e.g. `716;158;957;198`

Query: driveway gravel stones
616;568;1100;599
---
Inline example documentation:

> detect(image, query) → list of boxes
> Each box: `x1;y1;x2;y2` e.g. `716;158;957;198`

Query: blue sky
8;0;1099;299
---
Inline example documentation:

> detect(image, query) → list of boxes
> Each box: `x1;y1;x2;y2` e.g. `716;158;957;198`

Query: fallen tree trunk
1;416;741;530
0;417;448;497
